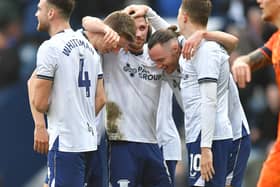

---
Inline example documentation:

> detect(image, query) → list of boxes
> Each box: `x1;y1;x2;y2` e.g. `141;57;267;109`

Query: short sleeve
36;41;58;80
97;56;103;79
195;42;224;84
261;31;279;60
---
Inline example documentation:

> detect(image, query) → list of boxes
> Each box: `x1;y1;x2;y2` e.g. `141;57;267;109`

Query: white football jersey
163;69;184;110
157;81;182;160
180;40;233;144
36;29;101;152
228;74;250;140
103;45;163;143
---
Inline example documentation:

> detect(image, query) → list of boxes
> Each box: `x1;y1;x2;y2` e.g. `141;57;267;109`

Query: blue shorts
226;135;251;187
86;134;109;187
166;160;177;187
186;136;232;187
47;137;94;187
109;141;172;187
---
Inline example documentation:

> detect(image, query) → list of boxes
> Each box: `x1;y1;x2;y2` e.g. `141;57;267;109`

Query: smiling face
148;40;180;74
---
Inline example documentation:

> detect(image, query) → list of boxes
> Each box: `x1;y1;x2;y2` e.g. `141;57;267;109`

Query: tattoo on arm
248;49;271;71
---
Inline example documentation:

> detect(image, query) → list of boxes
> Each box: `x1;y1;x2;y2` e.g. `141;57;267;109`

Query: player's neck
49;20;71;37
182;23;206;39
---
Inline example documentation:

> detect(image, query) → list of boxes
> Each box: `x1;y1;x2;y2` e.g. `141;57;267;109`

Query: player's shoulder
199;40;227;55
200;40;220;50
38;39;59;55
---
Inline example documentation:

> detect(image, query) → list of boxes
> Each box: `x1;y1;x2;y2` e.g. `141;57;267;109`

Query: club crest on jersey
123;63;162;80
123;63;137;77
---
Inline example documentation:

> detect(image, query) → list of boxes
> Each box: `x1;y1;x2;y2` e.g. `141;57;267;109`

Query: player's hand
103;26;120;49
34;125;49;154
231;58;251;88
122;4;149;18
182;30;204;60
200;147;215;182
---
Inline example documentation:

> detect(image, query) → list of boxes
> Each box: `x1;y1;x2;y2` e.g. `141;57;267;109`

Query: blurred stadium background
0;0;278;186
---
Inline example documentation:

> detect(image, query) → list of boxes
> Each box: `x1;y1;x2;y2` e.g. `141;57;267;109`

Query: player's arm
199;81;216;182
28;70;49;154
123;4;169;30
95;57;106;116
203;31;238;54
182;28;238;61
95;78;106;116
182;30;238;59
197;43;220;182
32;43;57;113
231;48;271;88
32;76;52;113
82;16;120;45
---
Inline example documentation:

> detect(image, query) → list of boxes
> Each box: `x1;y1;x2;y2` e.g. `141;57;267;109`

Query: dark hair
104;11;136;43
181;0;212;26
47;0;75;19
148;26;179;49
146;23;152;43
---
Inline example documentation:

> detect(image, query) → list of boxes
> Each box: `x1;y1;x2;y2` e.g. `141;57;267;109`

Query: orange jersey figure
258;30;280;187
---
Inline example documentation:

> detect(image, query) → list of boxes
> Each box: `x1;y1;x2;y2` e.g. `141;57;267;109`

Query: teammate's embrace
146;0;251;186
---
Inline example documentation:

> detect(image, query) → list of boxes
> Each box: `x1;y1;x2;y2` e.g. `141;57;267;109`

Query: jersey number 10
78;58;91;97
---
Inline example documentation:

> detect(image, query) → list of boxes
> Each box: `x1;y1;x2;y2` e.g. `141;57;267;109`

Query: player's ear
170;40;180;54
48;8;55;20
183;12;188;23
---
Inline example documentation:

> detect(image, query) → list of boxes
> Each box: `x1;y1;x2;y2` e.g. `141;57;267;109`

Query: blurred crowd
0;0;278;186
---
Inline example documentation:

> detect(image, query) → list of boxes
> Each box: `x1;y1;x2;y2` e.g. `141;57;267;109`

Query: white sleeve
36;42;58;80
196;42;221;82
199;81;217;148
146;7;170;30
97;56;103;79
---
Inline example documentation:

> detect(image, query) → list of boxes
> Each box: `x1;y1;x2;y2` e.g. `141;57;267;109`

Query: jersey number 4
78;58;91;97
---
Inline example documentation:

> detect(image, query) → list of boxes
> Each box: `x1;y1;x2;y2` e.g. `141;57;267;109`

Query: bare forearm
95;96;106;116
32;77;52;113
82;16;108;33
146;7;169;30
247;49;271;71
95;79;106;116
204;31;238;54
27;72;46;127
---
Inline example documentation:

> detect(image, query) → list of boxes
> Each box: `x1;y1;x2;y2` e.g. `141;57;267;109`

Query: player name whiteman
62;38;94;56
